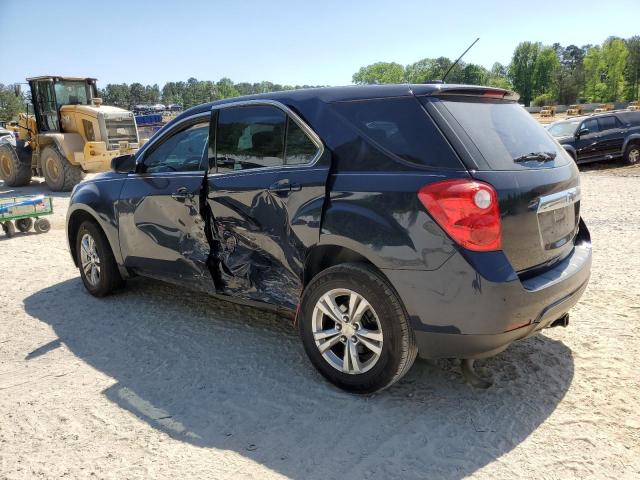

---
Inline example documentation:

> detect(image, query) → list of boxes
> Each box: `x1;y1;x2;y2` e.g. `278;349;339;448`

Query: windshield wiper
513;151;556;163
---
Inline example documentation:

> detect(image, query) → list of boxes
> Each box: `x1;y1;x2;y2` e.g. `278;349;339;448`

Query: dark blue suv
66;84;592;393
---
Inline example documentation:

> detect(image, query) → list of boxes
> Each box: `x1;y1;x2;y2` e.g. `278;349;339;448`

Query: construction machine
0;76;140;191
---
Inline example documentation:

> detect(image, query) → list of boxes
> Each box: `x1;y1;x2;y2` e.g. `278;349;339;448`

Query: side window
144;121;209;173
335;97;462;169
581;119;599;134
597;116;620;131
285;117;319;165
216;105;285;172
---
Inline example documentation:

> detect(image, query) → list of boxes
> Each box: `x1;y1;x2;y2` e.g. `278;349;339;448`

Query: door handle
171;187;194;200
268;179;301;194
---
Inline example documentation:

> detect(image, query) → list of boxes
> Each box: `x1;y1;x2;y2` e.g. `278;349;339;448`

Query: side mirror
14;84;21;97
576;128;589;137
111;154;136;174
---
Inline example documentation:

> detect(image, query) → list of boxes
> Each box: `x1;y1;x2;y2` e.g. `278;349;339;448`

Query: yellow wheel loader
0;76;140;191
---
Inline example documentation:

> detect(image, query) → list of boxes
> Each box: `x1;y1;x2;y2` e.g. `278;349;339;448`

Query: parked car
66;84;592;393
0;126;16;147
548;111;640;164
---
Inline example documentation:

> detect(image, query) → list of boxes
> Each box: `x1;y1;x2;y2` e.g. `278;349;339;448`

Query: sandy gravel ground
0;163;639;480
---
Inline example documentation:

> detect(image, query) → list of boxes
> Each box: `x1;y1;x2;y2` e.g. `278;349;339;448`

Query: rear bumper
383;220;592;359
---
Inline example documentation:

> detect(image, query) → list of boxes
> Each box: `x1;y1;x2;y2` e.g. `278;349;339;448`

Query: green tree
216;77;239;98
144;84;161;104
601;37;628;101
532;46;560;100
129;83;147;107
553;44;587;104
101;83;131;108
462;63;489;85
352;62;405;84
0;84;25;121
584;38;628;102
508;42;541;106
623;36;640;100
487;62;512;89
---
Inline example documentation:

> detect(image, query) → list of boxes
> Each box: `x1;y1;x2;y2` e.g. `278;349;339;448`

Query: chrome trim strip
536;186;581;213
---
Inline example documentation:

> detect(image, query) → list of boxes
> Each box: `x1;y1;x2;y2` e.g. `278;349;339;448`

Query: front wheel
41;145;84;191
299;263;417;393
75;220;124;296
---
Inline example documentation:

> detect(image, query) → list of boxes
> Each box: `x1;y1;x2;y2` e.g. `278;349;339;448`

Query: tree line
1;34;639;122
353;35;640;106
99;78;322;110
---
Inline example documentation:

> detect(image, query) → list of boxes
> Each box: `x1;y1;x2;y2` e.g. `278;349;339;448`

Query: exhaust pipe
548;313;569;329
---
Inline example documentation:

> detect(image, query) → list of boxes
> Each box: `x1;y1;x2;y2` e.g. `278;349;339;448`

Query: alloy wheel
80;233;101;286
629;147;640;164
311;288;383;374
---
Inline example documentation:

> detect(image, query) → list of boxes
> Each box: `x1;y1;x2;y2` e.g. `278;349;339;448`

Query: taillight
418;179;502;252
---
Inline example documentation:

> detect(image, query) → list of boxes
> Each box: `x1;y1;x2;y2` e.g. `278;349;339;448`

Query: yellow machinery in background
0;76;139;191
566;104;583;116
540;105;556;118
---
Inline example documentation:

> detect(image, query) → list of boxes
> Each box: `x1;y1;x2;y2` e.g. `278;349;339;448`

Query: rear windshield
422;97;570;170
331;97;463;170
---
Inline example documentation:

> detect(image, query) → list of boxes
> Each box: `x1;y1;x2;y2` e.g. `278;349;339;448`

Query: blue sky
1;0;637;87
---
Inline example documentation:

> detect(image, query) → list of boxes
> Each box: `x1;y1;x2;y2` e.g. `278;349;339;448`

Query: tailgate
471;164;580;272
419;92;581;272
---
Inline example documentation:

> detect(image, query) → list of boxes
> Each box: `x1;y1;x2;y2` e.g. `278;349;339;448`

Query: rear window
331;97;463;170
423;97;570;170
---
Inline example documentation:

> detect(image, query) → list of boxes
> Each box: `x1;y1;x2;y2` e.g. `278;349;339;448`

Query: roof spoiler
417;85;520;102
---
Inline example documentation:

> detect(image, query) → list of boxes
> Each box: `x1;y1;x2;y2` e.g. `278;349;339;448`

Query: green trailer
0;195;52;237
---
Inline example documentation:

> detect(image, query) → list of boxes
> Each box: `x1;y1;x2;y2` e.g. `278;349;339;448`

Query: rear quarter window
330;97;463;170
422;96;570;171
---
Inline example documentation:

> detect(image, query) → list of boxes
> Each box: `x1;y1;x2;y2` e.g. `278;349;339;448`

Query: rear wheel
33;218;50;233
75;220;123;296
0;143;31;187
625;143;640;165
41;145;84;191
15;218;33;232
299;263;417;393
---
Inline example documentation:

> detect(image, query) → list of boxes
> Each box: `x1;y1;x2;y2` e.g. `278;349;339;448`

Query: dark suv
548;110;640;164
66;84;592;393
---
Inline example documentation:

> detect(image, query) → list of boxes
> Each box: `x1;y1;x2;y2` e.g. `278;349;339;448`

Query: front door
574;118;601;162
118;114;212;291
31;80;60;132
205;102;330;309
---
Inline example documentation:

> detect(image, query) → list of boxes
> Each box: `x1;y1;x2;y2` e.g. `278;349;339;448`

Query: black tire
15;218;33;232
33;218;50;234
41;145;84;192
75;220;124;297
299;263;417;394
0;143;32;187
2;221;16;237
625;142;640;165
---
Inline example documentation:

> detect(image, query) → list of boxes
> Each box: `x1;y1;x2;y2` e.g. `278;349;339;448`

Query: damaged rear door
118;113;212;290
203;101;329;309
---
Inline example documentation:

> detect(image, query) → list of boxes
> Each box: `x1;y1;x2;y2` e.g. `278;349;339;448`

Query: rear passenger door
596;116;625;158
205;102;329;309
574;118;601;162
